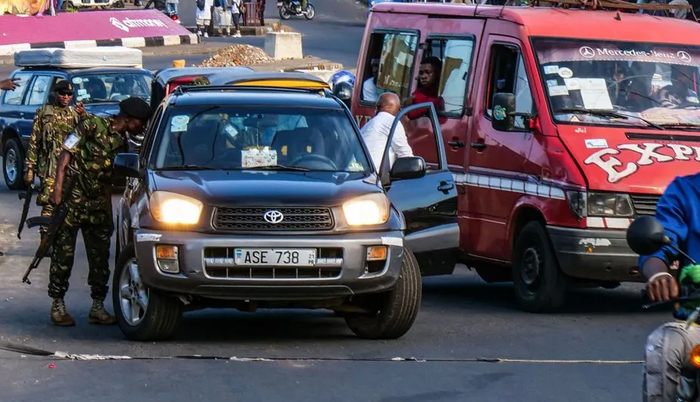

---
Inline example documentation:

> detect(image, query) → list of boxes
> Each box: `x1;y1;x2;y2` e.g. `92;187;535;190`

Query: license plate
234;248;316;267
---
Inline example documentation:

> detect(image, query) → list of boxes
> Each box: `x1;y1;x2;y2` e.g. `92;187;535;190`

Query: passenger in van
362;57;385;102
656;64;700;108
361;92;413;171
403;57;444;120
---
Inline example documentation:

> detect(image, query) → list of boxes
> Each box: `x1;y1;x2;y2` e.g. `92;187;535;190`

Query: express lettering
584;142;700;183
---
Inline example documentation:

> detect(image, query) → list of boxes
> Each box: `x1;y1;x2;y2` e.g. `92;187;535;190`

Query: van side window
424;36;475;117
485;44;534;130
359;31;419;104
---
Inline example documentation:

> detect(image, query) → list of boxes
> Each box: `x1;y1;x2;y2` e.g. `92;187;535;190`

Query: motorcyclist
639;173;700;402
329;70;355;109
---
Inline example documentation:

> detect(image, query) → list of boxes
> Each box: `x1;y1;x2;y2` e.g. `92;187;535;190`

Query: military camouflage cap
119;97;153;120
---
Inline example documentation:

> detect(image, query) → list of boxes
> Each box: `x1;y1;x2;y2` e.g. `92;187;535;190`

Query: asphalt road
0;1;674;401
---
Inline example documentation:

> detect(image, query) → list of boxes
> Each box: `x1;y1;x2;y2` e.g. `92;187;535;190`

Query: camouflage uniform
25;103;81;234
49;115;127;325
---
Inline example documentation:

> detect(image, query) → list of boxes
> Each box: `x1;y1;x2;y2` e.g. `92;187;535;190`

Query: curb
0;34;200;58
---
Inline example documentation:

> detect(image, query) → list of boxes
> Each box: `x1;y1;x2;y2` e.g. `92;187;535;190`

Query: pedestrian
0;77;20;91
24;80;86;255
213;0;233;36
48;97;153;327
231;0;244;37
166;0;179;16
360;92;414;172
196;0;214;37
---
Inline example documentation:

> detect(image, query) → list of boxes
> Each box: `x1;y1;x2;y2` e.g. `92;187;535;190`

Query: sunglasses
57;91;73;96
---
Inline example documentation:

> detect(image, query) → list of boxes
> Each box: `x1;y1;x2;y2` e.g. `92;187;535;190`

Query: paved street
0;1;673;401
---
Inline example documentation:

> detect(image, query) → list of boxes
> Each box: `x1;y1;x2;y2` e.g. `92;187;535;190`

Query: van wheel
3;138;25;190
345;247;422;339
113;243;183;341
512;221;567;313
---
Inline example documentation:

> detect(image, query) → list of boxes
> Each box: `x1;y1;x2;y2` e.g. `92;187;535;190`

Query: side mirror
113;153;142;179
390;156;426;180
626;215;669;255
491;92;516;132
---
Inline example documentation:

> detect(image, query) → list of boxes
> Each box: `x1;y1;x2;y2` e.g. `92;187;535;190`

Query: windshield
533;38;700;128
151;105;372;173
71;73;152;104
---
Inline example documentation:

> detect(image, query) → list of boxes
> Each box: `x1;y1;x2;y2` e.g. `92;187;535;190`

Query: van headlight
342;193;390;226
587;192;634;217
150;191;203;224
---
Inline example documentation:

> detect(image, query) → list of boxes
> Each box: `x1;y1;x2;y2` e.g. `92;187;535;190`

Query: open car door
379;102;459;276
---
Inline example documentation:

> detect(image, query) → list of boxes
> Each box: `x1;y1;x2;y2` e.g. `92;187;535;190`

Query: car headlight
587;192;634;217
150;191;203;224
342;193;390;226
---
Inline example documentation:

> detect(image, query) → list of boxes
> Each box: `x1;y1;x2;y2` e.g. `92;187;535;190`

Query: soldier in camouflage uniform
24;80;86;251
48;97;153;326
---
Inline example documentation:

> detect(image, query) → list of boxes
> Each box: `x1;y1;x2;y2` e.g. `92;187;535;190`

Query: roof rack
172;84;333;96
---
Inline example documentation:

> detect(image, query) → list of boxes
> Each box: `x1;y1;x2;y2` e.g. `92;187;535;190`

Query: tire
3;138;26;191
512;221;568;313
345;247;422;339
279;7;291;19
113;243;183;341
304;4;314;19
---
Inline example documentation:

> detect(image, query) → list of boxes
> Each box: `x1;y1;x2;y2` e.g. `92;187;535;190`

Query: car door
20;75;54;146
381;102;458;276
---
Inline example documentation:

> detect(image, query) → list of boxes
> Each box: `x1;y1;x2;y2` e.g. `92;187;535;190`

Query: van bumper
546;226;643;283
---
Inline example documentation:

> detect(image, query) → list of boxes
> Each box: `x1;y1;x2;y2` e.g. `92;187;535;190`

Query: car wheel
3;138;26;191
512;221;567;313
113;243;183;341
345;247;422;340
304;4;315;19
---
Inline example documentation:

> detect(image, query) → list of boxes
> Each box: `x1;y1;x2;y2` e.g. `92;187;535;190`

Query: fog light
366;246;387;261
156;245;180;274
690;345;700;369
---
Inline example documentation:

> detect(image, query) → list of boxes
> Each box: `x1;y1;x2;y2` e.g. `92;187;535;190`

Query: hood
84;103;120;117
558;125;700;194
150;170;381;206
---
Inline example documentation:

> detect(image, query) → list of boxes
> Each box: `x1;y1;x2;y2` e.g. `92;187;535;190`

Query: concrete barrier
264;31;303;60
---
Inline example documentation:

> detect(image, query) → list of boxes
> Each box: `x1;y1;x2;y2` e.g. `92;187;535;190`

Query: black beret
54;80;73;92
119;97;153;120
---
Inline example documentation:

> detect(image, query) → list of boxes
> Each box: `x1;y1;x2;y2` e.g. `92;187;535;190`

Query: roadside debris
198;44;273;67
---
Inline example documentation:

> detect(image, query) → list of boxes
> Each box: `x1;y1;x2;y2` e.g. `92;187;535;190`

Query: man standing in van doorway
638;173;700;402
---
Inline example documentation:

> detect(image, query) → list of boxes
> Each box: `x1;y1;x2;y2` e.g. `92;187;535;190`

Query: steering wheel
290;154;338;170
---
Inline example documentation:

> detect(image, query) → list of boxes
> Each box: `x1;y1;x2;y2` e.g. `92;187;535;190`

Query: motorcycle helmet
332;81;354;109
328;70;356;88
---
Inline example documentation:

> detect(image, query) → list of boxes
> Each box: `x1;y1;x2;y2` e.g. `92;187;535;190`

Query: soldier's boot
50;298;75;326
88;298;117;325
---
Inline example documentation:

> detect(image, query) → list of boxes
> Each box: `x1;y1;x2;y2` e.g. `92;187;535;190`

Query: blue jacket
639;173;700;272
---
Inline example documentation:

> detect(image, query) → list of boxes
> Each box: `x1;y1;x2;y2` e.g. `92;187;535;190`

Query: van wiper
653;122;700;131
554;107;664;130
158;165;218;170
241;165;310;171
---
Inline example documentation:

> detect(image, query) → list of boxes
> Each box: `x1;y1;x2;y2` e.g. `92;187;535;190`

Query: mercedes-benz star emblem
678;51;692;63
263;210;284;224
579;46;595;59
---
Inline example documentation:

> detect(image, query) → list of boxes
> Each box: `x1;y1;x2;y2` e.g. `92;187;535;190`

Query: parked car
0;47;153;190
111;79;458;341
351;1;700;312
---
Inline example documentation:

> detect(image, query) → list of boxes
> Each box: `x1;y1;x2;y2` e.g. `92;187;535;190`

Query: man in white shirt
360;92;414;171
362;57;385;103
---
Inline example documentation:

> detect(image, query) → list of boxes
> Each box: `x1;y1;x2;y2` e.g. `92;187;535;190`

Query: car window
2;72;33;106
423;36;476;117
71;73;152;104
359;31;419;104
485;43;534;130
27;75;52;106
151;105;371;173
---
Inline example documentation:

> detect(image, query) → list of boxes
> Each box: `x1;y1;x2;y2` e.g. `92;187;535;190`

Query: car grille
630;194;660;216
212;207;334;231
203;247;343;279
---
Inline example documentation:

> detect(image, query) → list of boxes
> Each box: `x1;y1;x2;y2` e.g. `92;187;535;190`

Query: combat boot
88;298;117;325
50;298;75;326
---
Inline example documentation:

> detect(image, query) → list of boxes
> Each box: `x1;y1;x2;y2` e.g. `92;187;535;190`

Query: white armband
648;272;673;283
63;132;81;151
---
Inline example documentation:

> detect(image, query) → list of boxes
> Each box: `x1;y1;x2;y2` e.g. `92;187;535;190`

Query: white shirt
360;111;413;171
362;78;380;103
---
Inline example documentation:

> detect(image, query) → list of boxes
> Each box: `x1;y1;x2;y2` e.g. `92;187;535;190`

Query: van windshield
532;38;700;129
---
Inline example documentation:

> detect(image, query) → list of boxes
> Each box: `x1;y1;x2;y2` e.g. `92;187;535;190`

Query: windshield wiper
158;165;218;170
653;123;700;131
241;165;310;171
554;107;664;130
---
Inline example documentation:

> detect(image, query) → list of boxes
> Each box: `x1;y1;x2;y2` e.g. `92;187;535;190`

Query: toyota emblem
263;210;284;224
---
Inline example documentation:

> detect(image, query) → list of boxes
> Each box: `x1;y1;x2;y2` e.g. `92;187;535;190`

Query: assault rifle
22;166;78;285
17;183;35;239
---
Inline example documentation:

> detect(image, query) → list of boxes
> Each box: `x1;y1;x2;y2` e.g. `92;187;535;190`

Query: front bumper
547;226;643;282
133;229;405;301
